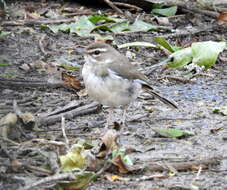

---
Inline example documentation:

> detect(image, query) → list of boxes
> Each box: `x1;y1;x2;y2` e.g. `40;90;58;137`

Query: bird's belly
83;73;141;107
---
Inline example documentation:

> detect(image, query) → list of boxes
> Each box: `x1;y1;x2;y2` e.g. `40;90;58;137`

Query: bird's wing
108;54;149;81
108;55;178;109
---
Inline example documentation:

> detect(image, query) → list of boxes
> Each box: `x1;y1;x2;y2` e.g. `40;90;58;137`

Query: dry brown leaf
95;38;113;44
96;129;118;158
25;12;41;19
125;147;139;154
0;10;7;15
11;160;22;170
111;154;143;174
62;72;82;90
85;151;105;172
217;12;227;24
112;154;129;174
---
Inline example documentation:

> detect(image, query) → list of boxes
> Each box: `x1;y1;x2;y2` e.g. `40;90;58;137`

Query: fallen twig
61;117;69;150
180;7;219;18
37;102;100;126
30;139;66;147
20;172;77;190
103;0;124;15
38;34;48;55
38;100;82;118
0;91;38;105
157;75;192;83
63;9;94;17
190;165;202;186
0;136;20;146
0;77;64;89
113;2;142;11
146;157;220;172
1;18;79;26
24;164;53;175
159;25;214;38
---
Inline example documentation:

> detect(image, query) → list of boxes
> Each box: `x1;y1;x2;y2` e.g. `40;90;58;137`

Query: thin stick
25;164;53;175
30;138;66;147
191;165;202;185
38;34;48;55
113;2;142;11
103;0;124;15
37;102;100;126
159;25;214;38
0;77;64;89
61;116;69;150
20;172;77;190
1;18;79;26
146;157;219;172
157;75;192;83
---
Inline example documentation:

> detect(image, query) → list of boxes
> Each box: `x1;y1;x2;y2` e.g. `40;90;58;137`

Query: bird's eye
93;50;100;55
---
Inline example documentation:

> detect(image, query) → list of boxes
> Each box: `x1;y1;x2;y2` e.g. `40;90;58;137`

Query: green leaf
48;23;70;33
93;19;159;34
153;128;195;138
57;186;65;190
152;3;165;9
112;150;133;166
0;31;10;38
0;0;6;10
191;41;226;69
152;6;177;17
129;20;158;32
77;139;94;149
110;21;129;33
118;41;157;49
89;15;124;24
213;106;227;116
46;16;96;37
39;24;49;30
56;57;81;70
0;62;10;66
60;145;87;172
60;64;80;71
59;172;96;190
154;36;176;53
167;47;193;68
69;16;95;37
92;24;112;32
172;46;183;51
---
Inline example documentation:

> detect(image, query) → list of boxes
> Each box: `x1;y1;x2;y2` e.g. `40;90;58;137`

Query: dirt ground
0;1;227;190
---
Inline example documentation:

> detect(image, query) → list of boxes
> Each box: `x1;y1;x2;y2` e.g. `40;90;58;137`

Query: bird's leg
105;108;114;129
121;105;129;126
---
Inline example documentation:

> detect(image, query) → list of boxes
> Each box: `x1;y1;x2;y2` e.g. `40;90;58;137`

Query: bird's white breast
82;62;142;107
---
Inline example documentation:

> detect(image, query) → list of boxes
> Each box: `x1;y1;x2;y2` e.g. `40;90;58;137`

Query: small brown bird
82;42;177;126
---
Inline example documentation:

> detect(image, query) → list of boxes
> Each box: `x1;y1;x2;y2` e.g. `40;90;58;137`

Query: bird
81;42;177;127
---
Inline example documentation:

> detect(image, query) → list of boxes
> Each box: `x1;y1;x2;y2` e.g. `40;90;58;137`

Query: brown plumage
84;42;178;109
82;42;177;127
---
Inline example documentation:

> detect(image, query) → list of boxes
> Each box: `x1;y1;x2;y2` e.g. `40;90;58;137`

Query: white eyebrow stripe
87;48;107;53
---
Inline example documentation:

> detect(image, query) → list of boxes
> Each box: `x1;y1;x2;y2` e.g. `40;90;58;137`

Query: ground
0;1;227;190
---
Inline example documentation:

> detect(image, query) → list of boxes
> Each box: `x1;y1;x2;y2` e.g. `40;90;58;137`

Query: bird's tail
142;84;178;109
149;90;178;109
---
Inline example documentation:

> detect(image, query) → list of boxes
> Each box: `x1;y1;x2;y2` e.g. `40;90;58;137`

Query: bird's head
84;42;118;64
